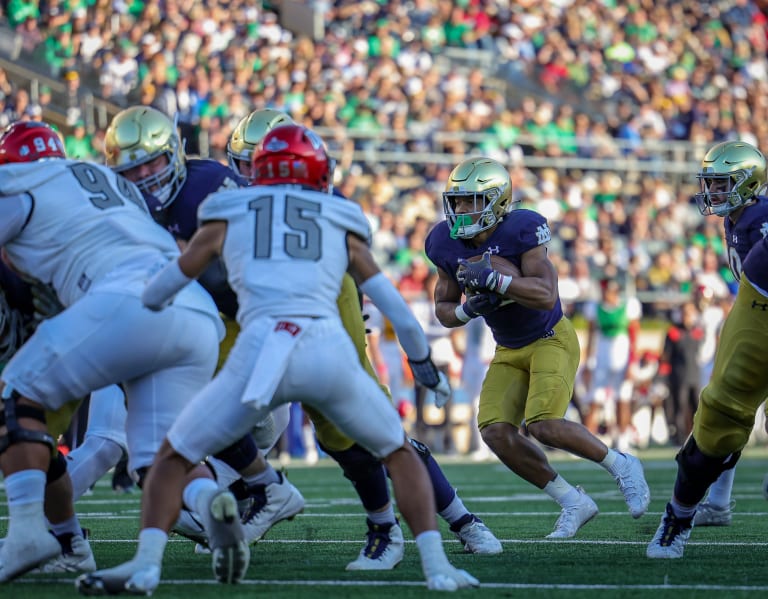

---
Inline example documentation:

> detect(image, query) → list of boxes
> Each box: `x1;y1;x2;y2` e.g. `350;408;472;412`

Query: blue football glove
408;354;453;409
464;291;503;317
458;252;510;293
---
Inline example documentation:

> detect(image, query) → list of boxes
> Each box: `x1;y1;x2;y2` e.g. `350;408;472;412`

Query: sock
599;449;627;477
670;498;697;520
705;469;735;507
242;463;280;487
66;436;124;501
5;469;48;536
439;495;472;528
367;504;396;526
50;515;82;538
415;530;450;576
135;528;168;565
424;454;458;512
182;477;219;515
543;475;580;507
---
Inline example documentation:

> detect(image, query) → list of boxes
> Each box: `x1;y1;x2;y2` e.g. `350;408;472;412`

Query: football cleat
201;490;250;584
693;500;734;527
75;560;160;596
40;532;97;574
171;508;209;548
613;453;651;518
346;520;405;571
451;515;503;555
546;487;599;539
646;503;693;559
426;567;480;591
0;528;61;582
241;473;305;544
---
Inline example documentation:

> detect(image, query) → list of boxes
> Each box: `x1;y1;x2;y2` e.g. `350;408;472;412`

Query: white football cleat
613;453;651;518
241;473;305;544
75;559;160;596
546;487;598;539
202;489;250;584
40;533;97;574
452;516;502;555
646;503;693;559
346;520;404;571
693;500;734;527
426;566;480;591
0;529;61;582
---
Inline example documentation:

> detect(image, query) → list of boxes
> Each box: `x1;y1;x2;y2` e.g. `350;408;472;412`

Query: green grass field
2;447;768;598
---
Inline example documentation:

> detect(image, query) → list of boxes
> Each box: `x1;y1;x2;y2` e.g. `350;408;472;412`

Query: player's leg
290;324;478;591
649;277;768;558
334;274;500;558
78;306;245;594
478;332;598;539
522;318;650;520
65;385;128;500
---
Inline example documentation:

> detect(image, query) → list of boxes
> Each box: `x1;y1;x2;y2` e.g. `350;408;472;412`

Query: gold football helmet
695;140;767;216
443;158;514;239
227;109;294;177
104;106;186;209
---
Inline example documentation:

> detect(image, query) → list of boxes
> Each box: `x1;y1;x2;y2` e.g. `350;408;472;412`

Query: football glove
455;291;503;322
457;252;511;294
408;354;452;408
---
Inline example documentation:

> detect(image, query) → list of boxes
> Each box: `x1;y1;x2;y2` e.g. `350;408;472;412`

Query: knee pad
0;386;56;455
47;451;68;484
319;442;381;483
214;434;259;472
407;437;432;465
674;436;741;505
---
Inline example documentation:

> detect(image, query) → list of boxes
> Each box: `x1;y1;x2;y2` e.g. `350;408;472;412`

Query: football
461;253;521;298
465;253;522;278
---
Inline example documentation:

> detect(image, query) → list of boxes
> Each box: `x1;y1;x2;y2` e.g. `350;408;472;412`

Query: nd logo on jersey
536;224;552;245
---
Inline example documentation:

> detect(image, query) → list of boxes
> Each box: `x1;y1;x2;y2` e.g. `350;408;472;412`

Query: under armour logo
486;245;500;254
168;223;181;234
733;233;738;244
751;300;768;311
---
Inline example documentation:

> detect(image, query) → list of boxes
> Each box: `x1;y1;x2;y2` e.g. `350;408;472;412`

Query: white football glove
432;371;452;409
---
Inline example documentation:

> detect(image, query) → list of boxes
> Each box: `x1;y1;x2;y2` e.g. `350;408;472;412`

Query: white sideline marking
19;578;768;591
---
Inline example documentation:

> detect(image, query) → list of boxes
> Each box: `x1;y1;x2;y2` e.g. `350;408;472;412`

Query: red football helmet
0;121;66;164
251;124;332;191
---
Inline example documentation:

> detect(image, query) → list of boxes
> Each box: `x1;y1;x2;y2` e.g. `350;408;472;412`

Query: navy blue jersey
426;209;563;349
724;196;768;280
744;235;768;291
150;159;245;319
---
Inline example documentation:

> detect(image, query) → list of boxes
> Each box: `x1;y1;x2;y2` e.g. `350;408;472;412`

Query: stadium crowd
0;0;767;456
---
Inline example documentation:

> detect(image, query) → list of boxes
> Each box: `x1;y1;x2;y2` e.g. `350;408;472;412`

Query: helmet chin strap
450;214;473;239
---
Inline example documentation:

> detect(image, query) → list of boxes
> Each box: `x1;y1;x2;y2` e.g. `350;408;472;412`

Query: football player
0;121;224;582
647;140;768;556
102;106;305;543
77;123;479;594
425;157;651;539
226;109;502;566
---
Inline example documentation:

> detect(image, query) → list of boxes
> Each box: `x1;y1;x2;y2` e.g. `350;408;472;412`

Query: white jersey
0;160;210;315
199;185;370;327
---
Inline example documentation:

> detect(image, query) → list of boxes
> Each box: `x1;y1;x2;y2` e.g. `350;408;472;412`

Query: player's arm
509;245;559;310
142;220;227;310
347;232;451;404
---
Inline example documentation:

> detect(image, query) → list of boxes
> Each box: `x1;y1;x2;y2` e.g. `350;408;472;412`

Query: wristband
455;303;475;323
493;273;513;294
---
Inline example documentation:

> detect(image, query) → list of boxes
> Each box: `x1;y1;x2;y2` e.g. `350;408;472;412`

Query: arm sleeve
358;272;430;361
142;260;193;310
